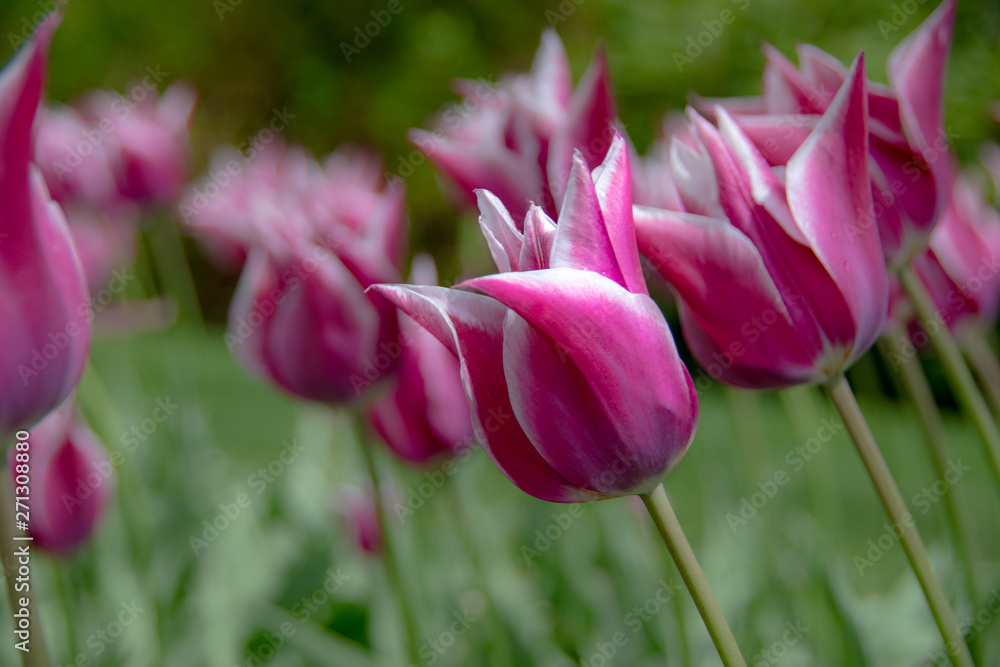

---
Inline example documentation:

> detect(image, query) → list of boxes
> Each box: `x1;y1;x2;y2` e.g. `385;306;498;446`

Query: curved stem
900;264;1000;495
640;484;746;667
961;327;1000;420
0;462;51;667
351;418;421;665
879;331;979;609
825;375;973;667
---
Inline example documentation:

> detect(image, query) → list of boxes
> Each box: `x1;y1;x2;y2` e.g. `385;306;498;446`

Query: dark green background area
2;0;999;283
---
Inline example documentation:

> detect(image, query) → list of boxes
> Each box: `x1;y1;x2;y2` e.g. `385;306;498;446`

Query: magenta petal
669;136;722;218
730;113;818;167
462;268;697;495
550;152;628;288
370;284;593;502
633;207;817;386
761;43;824;114
591;131;647;295
887;0;955;169
519;205;556;271
523;29;573;132
476;189;523;272
546;48;616;207
796;44;846;102
786;53;887;364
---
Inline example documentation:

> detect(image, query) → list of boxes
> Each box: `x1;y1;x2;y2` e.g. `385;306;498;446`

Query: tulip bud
335;485;383;556
0;15;91;435
375;132;698;502
8;399;114;555
367;254;474;464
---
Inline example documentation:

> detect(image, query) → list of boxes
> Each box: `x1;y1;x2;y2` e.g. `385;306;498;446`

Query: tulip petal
633;206;817;384
786;53;888;363
550;152;628;288
591;131;647;295
461;268;697;495
476;189;523;272
761;43;824;114
370;284;593;502
796;44;845;101
519;205;556;271
729;113;817;167
669;135;722;218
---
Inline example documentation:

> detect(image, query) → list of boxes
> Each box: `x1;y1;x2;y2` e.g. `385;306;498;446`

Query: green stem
825;375;973;667
53;563;79;663
879;331;979;608
0;460;51;667
352;418;421;665
900;264;1000;495
640;484;746;667
960;328;1000;421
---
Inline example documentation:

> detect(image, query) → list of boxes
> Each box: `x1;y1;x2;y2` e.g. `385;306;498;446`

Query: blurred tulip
694;0;955;266
367;254;474;465
374;132;698;502
911;172;1000;335
635;54;887;390
335;485;383;556
35;104;119;207
81;81;196;205
409;29;616;221
8;398;114;555
222;146;405;403
0;16;91;436
65;205;137;295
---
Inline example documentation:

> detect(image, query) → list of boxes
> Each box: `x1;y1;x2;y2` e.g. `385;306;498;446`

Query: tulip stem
0;462;51;667
640;484;746;667
352;419;422;665
878;332;979;607
960;328;1000;420
900;264;1000;494
824;375;973;667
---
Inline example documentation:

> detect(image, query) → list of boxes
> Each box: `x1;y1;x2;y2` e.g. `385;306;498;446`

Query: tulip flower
7;399;114;555
223;146;405;404
695;0;955;267
408;29;616;221
35;104;120;208
635;54;887;390
0;15;91;436
335;485;384;556
81;82;196;205
374;131;697;501
910;173;1000;335
367;254;474;465
65;206;137;295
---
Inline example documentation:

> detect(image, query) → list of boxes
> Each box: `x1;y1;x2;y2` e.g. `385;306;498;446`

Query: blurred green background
1;0;1000;665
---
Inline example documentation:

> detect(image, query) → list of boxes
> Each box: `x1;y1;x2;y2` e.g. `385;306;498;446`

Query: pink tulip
911;172;1000;334
634;54;888;390
65;205;137;294
367;254;474;465
223;146;405;403
335;485;383;556
8;399;114;555
408;29;616;221
695;0;955;266
81;81;196;205
35;105;119;207
373;132;698;502
0;16;91;435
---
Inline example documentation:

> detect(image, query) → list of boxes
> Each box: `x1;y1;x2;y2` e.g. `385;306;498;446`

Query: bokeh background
1;0;1000;665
